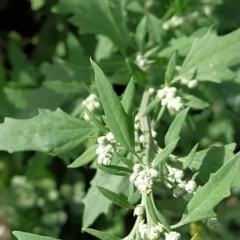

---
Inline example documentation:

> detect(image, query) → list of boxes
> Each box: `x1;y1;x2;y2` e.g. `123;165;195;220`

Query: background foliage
0;0;240;240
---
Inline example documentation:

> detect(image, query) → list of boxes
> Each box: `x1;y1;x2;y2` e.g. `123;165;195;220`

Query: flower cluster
162;12;198;30
165;231;181;240
82;93;100;121
130;164;158;194
203;217;221;230
135;53;149;71
139;221;164;240
157;87;184;111
96;132;119;165
180;78;198;89
133;204;144;216
166;165;197;202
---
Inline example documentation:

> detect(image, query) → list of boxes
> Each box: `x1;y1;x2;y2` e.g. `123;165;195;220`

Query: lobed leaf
178;27;240;82
172;152;240;228
60;0;128;51
185;143;236;183
0;108;96;156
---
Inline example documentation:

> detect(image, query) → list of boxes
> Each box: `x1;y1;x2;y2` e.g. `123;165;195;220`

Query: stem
138;89;154;167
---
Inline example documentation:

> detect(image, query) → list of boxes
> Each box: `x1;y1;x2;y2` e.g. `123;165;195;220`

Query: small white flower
96;132;119;165
172;168;184;182
149;87;155;94
130;167;158;194
133;164;143;173
134;204;144;216
135;53;148;71
165;231;181;240
157;87;183;111
149;226;161;240
187;79;198;88
185;180;197;193
180;78;198;89
173;187;184;198
124;237;133;240
138;220;148;239
207;218;221;230
82;93;100;121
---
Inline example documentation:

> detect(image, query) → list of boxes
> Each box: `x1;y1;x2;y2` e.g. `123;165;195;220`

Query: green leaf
151;201;171;232
190;233;198;240
182;143;199;170
66;32;88;66
96;163;132;176
172;152;240;228
177;28;240;82
97;186;134;209
146;13;162;44
145;195;159;224
82;228;121;240
13;231;60;240
183;95;209;109
114;151;134;167
121;78;135;115
0;108;96;155
166;52;177;84
60;0;128;51
143;98;160;116
83;106;108;133
43;80;82;95
165;107;189;146
26;152;51;180
186;143;236;183
68;144;98;168
152;138;179;167
126;59;149;85
135;16;147;51
82;170;128;227
91;59;134;151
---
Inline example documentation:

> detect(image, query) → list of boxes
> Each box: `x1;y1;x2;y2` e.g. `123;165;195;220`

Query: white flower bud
185;180;197;193
124;237;133;240
134;204;144;216
165;231;181;240
133;164;143;173
173;187;184;197
149;168;158;178
138;220;148;239
207;218;221;230
187;80;198;88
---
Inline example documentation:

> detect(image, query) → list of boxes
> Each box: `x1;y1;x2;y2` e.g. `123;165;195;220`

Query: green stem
138;89;154;167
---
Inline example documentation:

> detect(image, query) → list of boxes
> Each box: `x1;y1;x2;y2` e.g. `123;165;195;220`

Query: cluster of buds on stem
166;165;198;202
157;87;184;111
130;164;158;195
82;93;100;121
96;132;119;165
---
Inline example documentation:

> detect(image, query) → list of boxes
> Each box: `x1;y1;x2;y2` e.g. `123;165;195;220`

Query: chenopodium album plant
5;55;240;240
